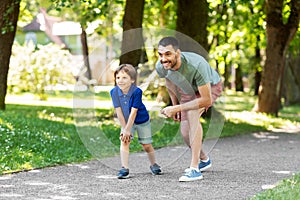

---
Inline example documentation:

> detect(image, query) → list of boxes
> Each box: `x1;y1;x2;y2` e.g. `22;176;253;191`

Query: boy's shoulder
110;86;117;95
131;85;142;94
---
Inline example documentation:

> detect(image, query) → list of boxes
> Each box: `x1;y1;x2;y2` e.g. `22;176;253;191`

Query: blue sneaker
117;167;129;179
150;163;162;175
179;169;203;182
184;157;212;173
199;157;212;171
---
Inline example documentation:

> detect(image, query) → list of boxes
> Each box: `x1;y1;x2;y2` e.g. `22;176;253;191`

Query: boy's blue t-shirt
110;84;149;124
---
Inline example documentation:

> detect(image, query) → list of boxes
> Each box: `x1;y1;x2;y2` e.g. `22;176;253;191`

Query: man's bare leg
180;110;208;162
186;109;202;169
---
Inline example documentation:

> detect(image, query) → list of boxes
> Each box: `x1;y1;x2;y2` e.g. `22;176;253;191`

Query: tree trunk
283;52;300;105
254;70;262;95
235;44;243;91
255;0;300;116
235;65;243;92
120;0;145;68
80;28;92;80
176;0;208;57
0;0;20;110
254;35;262;95
223;57;231;89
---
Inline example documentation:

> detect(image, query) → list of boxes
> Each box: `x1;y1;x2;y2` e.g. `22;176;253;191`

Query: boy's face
116;70;134;93
158;45;179;70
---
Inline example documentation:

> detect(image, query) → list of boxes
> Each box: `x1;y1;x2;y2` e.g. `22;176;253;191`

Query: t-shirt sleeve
131;88;143;109
195;60;213;86
110;88;120;108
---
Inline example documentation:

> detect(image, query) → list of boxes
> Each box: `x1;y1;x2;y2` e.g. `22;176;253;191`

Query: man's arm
166;78;179;105
165;78;181;120
161;82;212;117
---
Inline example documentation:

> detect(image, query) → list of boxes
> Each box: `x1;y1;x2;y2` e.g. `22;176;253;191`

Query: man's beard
170;55;178;70
162;55;178;70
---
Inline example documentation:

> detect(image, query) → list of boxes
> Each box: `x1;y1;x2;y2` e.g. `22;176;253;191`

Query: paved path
0;131;300;200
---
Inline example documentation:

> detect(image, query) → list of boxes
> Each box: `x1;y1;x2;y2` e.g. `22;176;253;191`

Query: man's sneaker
117;167;129;179
184;157;212;173
150;163;162;175
179;168;203;182
199;157;212;171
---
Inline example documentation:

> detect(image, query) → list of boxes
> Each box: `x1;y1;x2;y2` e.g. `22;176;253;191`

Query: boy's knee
142;143;152;152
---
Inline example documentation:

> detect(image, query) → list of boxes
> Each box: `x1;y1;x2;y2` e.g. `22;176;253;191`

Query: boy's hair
158;36;179;51
114;64;137;82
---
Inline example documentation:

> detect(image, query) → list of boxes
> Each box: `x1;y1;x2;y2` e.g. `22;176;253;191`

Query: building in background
16;8;115;86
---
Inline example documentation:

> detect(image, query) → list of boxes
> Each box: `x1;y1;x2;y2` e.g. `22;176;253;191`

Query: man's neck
172;54;182;71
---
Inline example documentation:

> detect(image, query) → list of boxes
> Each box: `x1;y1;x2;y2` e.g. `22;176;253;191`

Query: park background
0;0;300;199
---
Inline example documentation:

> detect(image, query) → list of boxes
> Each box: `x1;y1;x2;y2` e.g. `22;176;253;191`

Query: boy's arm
115;107;131;143
123;107;137;136
115;107;126;129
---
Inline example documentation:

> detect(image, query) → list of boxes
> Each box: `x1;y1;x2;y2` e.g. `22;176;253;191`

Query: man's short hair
158;36;179;51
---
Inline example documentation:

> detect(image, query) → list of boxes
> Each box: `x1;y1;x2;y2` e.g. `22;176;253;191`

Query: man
155;36;222;182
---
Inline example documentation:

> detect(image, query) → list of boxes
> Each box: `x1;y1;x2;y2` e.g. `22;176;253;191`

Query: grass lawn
250;172;300;200
1;90;300;199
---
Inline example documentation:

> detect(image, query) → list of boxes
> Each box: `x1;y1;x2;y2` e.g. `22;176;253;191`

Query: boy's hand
120;132;131;143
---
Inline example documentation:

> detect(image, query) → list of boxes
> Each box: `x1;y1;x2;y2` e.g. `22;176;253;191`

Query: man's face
158;45;179;70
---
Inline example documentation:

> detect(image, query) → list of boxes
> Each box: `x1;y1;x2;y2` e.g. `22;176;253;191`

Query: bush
8;42;77;100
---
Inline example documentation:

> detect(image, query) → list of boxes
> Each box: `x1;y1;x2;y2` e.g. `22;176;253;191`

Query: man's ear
176;49;181;56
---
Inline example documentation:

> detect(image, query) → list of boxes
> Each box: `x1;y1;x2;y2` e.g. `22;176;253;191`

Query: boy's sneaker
184;157;212;173
179;168;203;182
150;163;162;175
198;157;212;171
117;167;129;179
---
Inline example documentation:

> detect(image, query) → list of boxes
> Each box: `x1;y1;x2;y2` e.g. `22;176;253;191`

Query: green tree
176;0;208;52
255;0;300;115
0;0;21;110
120;0;145;67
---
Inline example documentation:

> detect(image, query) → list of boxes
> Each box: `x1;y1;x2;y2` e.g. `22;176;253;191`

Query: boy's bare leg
142;143;156;165
120;141;130;168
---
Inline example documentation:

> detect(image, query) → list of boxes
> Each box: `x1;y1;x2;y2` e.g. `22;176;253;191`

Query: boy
110;64;162;179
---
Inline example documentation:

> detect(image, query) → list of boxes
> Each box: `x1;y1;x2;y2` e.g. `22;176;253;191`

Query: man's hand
161;106;178;118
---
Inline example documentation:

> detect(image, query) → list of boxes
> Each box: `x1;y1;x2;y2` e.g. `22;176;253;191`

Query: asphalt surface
0;130;300;200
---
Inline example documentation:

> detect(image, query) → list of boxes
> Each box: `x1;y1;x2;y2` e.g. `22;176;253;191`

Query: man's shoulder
155;60;167;77
182;52;208;68
155;60;162;69
182;52;205;60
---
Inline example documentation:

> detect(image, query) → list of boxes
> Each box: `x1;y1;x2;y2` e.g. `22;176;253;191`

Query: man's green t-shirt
156;52;221;95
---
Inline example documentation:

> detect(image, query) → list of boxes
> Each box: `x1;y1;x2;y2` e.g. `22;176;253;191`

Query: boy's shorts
179;81;223;121
130;120;152;144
